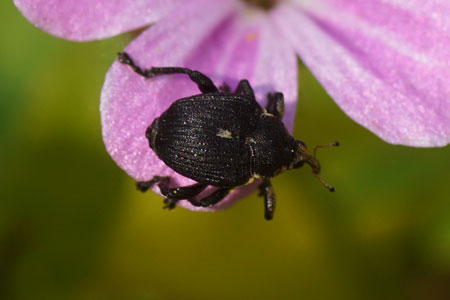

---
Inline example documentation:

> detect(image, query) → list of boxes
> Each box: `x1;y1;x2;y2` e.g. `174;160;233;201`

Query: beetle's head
291;140;339;192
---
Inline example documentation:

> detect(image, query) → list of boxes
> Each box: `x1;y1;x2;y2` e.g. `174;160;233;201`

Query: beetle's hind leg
265;92;284;120
148;67;218;94
118;52;148;78
117;52;218;94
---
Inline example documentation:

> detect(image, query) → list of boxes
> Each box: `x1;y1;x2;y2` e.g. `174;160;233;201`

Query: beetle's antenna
314;141;339;158
313;174;335;192
309;141;339;192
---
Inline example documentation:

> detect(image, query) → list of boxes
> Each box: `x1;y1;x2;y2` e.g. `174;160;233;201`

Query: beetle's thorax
245;114;297;179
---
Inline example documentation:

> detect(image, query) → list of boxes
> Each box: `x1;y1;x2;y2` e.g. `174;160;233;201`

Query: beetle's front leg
266;92;284;120
258;179;276;220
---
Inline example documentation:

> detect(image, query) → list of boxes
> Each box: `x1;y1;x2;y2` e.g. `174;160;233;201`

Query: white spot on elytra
216;129;233;139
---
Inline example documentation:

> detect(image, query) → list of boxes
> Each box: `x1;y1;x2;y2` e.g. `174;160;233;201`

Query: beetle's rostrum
117;52;338;220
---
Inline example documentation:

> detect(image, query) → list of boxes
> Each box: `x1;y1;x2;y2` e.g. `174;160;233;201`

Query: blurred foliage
1;1;450;300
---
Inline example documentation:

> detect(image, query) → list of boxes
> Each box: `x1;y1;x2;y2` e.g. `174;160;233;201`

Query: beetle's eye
282;145;296;157
296;140;307;149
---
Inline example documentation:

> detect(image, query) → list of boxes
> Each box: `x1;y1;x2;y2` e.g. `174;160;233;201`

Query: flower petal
273;0;450;146
101;1;297;211
13;0;183;41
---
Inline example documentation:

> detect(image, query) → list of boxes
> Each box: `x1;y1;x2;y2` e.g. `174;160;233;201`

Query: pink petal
101;1;297;211
273;0;450;146
13;0;183;41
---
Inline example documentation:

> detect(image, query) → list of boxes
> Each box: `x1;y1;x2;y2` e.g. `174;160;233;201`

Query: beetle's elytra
118;52;338;220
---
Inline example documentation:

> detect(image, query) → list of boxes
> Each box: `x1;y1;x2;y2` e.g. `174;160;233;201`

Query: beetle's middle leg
265;92;284;120
188;187;231;208
234;79;256;101
162;183;208;209
118;52;218;94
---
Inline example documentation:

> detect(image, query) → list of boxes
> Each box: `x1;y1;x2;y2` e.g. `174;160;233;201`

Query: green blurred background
2;2;450;299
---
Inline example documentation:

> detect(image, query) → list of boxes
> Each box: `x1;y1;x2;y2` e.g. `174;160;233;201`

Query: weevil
117;52;338;220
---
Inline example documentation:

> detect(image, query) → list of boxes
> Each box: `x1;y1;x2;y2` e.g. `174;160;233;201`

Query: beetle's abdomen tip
146;118;159;150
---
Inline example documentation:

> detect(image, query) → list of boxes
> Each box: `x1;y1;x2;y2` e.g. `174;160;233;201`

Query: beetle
117;52;338;220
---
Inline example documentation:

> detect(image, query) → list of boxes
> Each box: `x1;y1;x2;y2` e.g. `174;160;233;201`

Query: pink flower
14;0;450;211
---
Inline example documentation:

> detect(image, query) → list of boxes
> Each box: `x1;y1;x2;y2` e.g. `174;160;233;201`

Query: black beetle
117;52;338;220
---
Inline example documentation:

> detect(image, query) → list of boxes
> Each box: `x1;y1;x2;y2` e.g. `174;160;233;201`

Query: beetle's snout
302;152;321;175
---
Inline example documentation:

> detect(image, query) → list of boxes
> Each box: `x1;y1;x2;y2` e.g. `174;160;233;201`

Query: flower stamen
242;0;278;10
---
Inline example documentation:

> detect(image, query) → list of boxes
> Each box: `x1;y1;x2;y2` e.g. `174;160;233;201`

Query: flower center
242;0;278;10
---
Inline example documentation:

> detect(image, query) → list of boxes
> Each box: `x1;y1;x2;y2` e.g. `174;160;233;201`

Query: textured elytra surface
152;93;262;187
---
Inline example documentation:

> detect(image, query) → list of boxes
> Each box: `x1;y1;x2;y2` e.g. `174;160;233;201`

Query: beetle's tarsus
163;198;178;210
117;52;131;65
136;181;154;192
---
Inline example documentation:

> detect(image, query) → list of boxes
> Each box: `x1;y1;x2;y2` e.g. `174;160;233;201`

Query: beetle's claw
163;198;177;210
